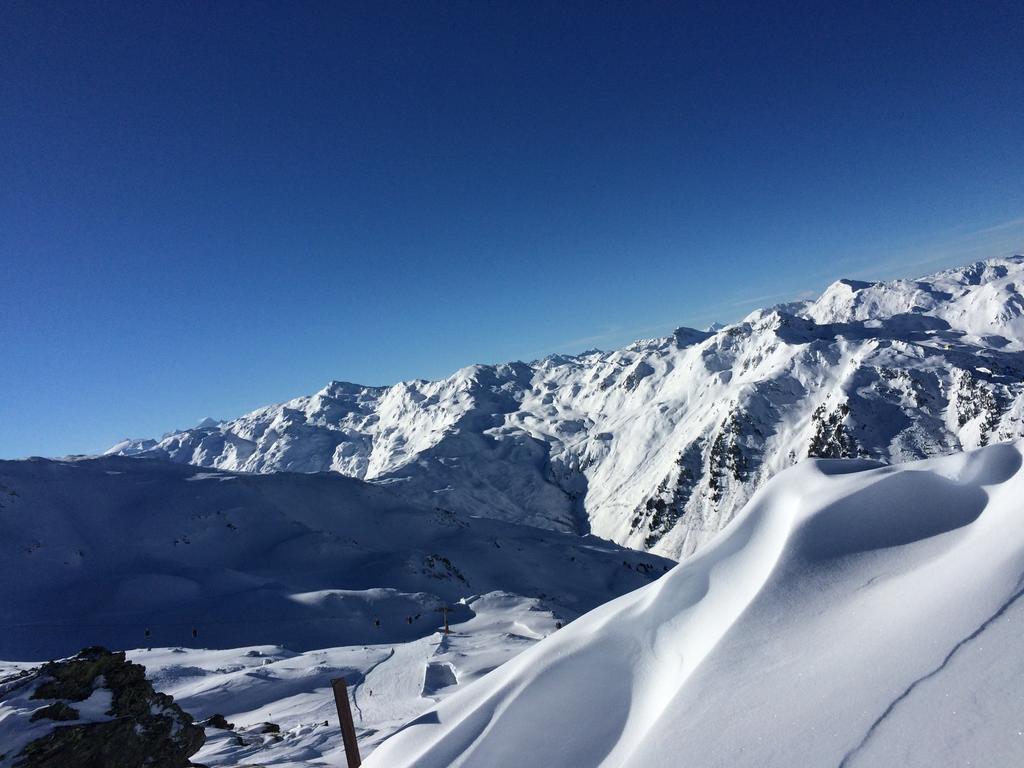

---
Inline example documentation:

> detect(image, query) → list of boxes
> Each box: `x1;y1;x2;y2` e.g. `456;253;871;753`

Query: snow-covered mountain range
108;259;1024;561
110;255;1024;558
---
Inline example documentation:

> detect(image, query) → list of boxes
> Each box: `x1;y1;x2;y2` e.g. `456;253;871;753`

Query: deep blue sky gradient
2;1;1022;457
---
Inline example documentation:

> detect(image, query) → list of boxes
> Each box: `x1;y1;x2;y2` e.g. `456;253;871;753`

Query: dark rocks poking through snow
808;402;859;459
9;646;204;768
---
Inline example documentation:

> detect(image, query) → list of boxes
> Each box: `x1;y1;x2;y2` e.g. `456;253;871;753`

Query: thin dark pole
331;677;362;767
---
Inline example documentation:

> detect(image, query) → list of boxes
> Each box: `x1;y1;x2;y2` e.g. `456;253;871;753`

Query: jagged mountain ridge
110;255;1024;558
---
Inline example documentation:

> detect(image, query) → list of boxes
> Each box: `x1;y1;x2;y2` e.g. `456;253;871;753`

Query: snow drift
367;440;1024;768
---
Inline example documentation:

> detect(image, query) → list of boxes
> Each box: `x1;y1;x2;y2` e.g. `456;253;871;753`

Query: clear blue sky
2;1;1022;458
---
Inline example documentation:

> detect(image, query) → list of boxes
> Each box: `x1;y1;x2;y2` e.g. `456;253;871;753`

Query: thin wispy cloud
841;214;1024;282
971;216;1024;236
555;322;674;352
729;290;805;308
546;215;1024;362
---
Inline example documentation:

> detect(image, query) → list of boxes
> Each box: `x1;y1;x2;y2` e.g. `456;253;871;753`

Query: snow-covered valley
0;455;668;661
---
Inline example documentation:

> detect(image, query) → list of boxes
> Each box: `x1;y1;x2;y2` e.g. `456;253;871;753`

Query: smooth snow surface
109;255;1024;558
368;441;1024;768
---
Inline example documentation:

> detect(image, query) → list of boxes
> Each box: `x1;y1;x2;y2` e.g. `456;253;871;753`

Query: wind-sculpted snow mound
368;441;1024;768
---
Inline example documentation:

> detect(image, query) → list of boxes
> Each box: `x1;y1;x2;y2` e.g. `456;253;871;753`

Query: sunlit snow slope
110;256;1024;558
368;441;1024;768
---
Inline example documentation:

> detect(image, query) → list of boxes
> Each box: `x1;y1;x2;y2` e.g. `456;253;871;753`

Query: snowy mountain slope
110;255;1024;558
367;440;1024;768
0;456;669;660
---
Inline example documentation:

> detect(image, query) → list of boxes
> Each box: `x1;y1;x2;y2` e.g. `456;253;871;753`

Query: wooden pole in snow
433;605;451;635
330;678;362;768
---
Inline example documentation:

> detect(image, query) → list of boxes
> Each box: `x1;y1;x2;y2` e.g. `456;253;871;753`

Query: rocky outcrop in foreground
0;647;204;768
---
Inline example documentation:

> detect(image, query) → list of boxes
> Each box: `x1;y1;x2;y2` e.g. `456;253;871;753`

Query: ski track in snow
350;647;395;723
